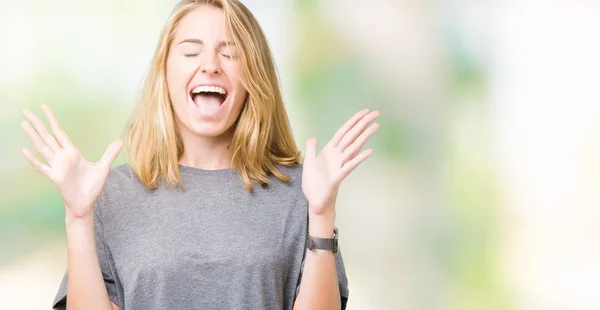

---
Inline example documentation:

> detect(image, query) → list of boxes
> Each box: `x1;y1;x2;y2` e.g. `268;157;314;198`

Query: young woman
20;0;379;309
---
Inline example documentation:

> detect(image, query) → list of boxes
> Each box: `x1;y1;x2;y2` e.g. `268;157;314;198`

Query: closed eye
220;53;231;59
184;53;199;58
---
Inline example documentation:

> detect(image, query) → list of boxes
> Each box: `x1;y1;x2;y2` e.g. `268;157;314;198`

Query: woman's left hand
302;109;381;218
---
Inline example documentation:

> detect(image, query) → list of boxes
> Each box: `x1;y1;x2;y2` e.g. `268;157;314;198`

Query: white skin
20;4;380;309
167;4;248;170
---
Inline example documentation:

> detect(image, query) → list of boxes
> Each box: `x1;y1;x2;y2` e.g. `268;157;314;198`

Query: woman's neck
177;128;234;170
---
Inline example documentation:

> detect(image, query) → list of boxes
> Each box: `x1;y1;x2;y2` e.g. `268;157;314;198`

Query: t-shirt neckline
177;164;237;175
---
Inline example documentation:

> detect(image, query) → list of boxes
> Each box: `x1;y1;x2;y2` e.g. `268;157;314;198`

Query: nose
199;52;221;75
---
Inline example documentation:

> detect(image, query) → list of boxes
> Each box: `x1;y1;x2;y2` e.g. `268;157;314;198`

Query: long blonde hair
127;0;301;191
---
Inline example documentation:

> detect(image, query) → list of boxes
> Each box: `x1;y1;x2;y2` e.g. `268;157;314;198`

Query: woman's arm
293;212;340;310
65;213;116;310
297;109;380;309
20;105;123;310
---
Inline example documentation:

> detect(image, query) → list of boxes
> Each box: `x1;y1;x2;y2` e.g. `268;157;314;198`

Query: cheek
228;75;247;107
222;61;243;86
225;67;247;104
166;56;195;103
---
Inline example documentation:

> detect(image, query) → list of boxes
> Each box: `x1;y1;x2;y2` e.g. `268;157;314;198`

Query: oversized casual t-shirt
52;164;349;310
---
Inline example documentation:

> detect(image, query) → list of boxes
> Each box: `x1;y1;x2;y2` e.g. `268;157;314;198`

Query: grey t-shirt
52;164;349;310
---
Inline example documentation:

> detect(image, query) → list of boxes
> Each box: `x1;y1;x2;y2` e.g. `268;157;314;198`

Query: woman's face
166;5;247;138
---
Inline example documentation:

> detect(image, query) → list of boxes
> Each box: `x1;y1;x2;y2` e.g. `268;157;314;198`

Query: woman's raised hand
302;109;380;217
20;105;123;220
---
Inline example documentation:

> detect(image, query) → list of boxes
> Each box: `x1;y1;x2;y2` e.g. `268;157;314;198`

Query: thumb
304;137;318;161
100;140;124;167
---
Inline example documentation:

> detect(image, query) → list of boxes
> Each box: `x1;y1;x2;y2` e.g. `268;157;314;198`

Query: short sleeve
336;250;349;307
51;201;120;309
295;249;350;309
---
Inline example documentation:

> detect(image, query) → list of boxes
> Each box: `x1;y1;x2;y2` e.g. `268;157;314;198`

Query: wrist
65;208;94;229
308;210;336;238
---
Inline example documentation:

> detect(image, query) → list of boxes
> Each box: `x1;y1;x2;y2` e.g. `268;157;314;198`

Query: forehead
174;5;229;41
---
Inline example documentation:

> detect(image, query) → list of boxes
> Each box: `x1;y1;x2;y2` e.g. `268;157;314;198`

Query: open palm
21;105;123;219
302;109;380;216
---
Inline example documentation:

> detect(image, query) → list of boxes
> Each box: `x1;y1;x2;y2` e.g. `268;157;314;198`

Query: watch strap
306;227;339;253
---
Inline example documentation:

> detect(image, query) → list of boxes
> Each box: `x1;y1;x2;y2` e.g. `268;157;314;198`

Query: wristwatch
306;227;339;253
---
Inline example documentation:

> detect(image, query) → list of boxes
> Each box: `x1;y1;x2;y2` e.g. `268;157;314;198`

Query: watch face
332;228;339;253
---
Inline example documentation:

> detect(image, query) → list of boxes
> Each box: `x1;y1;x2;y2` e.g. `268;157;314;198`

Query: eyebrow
177;39;235;47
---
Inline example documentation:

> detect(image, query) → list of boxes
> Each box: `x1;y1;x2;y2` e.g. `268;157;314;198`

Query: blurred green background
2;0;600;309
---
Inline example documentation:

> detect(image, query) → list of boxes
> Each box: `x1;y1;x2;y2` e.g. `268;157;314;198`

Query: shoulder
96;164;147;214
275;163;303;182
272;163;304;189
104;163;143;192
258;163;305;200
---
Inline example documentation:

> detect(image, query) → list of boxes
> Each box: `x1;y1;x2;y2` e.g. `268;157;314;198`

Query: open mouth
190;85;228;114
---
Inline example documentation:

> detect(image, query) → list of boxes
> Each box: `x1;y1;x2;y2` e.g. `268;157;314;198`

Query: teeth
192;85;226;95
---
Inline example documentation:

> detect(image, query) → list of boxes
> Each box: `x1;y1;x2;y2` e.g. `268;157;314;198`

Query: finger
100;140;124;167
21;148;52;178
331;109;370;147
342;123;379;163
338;110;380;151
305;137;318;161
339;149;373;181
41;104;74;147
22;109;61;151
21;121;53;162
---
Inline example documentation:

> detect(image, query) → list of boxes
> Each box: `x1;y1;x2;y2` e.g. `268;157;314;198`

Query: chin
184;117;234;138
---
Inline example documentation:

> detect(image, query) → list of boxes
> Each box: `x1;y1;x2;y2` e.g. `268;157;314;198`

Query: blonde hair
127;0;301;191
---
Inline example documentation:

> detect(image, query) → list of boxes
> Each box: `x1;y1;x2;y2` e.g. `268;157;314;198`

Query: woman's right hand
21;105;123;221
